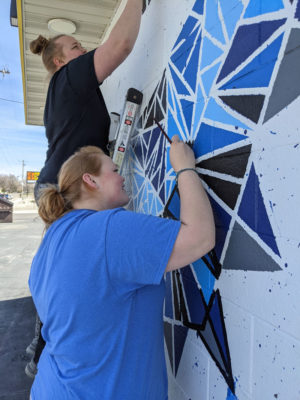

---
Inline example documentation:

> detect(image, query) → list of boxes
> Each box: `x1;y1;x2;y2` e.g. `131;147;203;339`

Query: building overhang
13;0;122;126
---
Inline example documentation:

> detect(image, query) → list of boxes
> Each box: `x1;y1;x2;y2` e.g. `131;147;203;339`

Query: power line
0;97;23;104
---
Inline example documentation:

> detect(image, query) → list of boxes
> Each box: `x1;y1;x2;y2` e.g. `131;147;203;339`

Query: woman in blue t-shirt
29;138;215;399
25;0;144;377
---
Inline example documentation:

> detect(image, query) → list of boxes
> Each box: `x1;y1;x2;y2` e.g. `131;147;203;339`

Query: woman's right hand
169;135;196;173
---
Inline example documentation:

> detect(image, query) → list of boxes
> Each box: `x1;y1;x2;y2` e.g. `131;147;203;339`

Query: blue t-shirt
29;208;180;400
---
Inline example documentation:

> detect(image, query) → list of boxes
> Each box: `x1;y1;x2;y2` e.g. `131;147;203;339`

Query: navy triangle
208;194;232;259
171;26;199;73
148;127;159;156
220;34;284;90
143;130;151;145
238;164;280;256
174;325;189;376
164;322;174;372
296;0;300;20
207;290;235;392
183;33;202;92
151;170;160;192
217;19;286;83
169;64;190;96
165;273;173;318
180;266;207;327
209;290;230;366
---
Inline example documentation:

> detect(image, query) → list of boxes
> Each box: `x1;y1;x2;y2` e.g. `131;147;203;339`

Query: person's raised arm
166;136;215;272
94;0;143;83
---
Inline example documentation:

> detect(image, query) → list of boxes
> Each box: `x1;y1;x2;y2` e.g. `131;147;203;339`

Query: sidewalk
0;212;44;400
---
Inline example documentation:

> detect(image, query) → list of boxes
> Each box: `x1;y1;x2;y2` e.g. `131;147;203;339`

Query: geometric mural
123;0;299;398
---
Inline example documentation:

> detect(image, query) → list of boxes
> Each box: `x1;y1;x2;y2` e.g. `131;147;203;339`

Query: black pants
30;182;48;364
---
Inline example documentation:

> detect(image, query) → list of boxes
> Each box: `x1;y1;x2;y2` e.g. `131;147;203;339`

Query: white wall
102;1;300;399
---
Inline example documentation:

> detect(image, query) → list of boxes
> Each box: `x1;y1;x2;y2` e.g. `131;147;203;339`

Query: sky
0;0;47;179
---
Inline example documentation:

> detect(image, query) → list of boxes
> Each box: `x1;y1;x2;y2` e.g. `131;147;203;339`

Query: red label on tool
118;147;125;152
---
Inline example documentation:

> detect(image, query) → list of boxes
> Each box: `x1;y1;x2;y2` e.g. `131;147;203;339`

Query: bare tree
0;174;22;193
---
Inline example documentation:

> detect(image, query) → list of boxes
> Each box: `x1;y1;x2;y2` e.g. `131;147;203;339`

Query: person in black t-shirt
24;0;144;379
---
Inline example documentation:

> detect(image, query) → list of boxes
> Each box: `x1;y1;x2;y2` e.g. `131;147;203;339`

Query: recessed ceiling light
48;18;76;34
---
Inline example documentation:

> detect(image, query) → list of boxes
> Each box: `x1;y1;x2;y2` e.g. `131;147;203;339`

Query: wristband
175;168;198;183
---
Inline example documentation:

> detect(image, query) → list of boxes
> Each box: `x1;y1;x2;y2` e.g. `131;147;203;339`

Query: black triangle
220;95;265;123
200;174;241;210
197;144;252;178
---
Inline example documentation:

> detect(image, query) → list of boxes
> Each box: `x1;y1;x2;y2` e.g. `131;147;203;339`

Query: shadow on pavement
0;296;35;400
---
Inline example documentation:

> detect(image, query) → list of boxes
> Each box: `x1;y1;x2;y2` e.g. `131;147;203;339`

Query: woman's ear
53;56;65;68
82;173;99;189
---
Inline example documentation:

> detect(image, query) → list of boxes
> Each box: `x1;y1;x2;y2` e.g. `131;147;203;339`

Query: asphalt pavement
0;212;44;400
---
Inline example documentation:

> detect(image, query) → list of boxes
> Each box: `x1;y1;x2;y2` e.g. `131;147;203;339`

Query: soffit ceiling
18;0;122;126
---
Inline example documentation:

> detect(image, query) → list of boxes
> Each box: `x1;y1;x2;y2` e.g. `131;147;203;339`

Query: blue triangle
193;122;247;159
205;0;226;44
209;291;230;366
165;273;173;318
192;85;205;136
168;83;175;111
159;186;165;203
219;0;244;40
200;37;223;70
167;190;180;220
208;194;232;259
183;33;202;92
174;325;188;376
155;197;164;216
201;62;221;96
134;172;145;193
173;16;198;49
193;0;204;15
165;180;172;201
217;19;286;83
180;266;207;325
220;34;284;89
238;164;280;256
180;99;194;133
173;91;188;135
245;0;284;18
169;64;190;96
171;26;199;73
192;259;216;304
168;114;181;144
204;98;249;130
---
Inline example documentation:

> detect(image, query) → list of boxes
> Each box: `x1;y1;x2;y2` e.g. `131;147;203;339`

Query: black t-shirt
38;50;110;184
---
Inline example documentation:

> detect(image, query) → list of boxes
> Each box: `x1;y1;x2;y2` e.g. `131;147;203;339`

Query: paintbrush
153;117;172;144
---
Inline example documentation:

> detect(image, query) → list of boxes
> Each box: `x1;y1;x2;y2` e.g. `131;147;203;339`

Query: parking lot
0;212;44;400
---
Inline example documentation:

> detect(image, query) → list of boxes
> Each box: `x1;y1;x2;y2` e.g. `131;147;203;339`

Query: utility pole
21;160;25;199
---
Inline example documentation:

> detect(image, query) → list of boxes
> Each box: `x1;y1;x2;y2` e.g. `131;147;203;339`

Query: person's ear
82;174;99;189
53;56;65;68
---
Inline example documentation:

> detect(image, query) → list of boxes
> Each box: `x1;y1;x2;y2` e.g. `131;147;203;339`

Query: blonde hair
30;34;65;75
38;146;104;227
